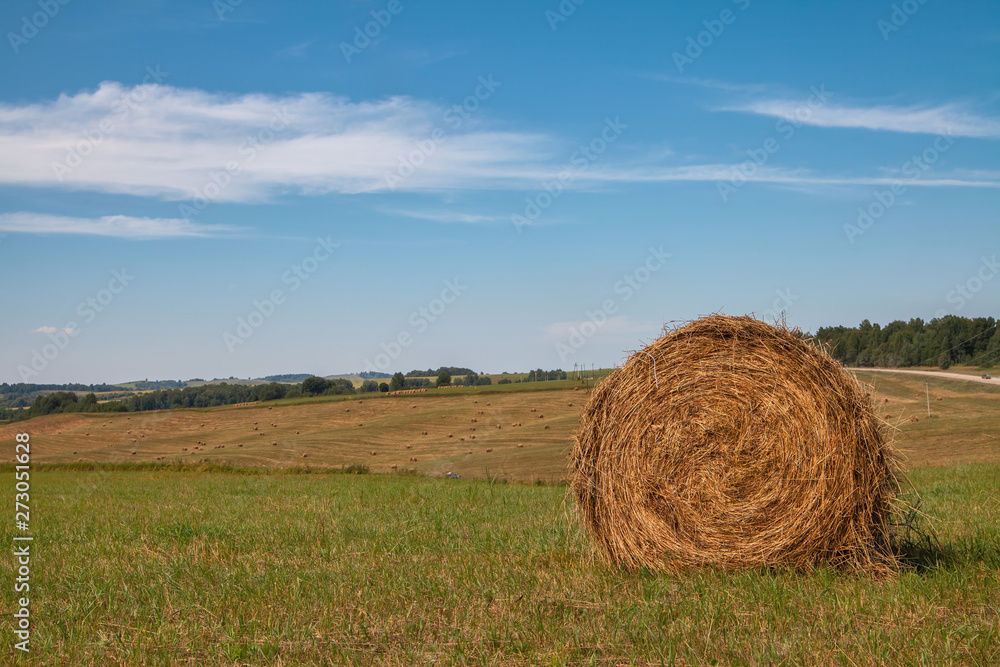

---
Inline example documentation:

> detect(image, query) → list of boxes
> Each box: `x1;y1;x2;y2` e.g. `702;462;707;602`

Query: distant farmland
2;372;998;478
1;372;998;664
0;380;587;482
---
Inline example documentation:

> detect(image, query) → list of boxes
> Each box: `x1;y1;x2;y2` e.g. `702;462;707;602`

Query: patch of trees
359;371;392;379
300;377;356;396
406;367;474;378
0;391;125;422
130;380;186;390
0;382;122;409
814;316;999;368
523;369;568;382
454;372;492;387
121;382;293;411
389;373;406;391
358;380;385;393
301;376;327;395
388;373;431;391
1;373;367;422
263;373;315;383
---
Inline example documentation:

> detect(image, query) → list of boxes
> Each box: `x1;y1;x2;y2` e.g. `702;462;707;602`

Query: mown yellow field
0;386;586;482
2;372;997;480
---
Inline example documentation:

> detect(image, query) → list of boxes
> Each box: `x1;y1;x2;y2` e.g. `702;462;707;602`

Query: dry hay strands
570;315;903;576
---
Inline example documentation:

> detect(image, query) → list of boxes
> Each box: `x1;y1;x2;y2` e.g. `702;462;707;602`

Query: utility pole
926;382;931;418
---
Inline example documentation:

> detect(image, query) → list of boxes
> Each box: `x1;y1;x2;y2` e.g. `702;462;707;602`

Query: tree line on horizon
0;366;567;422
404;367;476;378
0;382;124;409
813;315;999;369
13;315;997;424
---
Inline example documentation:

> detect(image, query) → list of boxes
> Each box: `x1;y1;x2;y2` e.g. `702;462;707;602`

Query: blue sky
1;0;998;384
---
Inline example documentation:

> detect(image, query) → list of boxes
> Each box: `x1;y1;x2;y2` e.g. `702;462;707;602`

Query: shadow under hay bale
571;315;903;576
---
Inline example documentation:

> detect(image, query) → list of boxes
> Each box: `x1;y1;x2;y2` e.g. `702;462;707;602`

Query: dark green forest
0;382;297;422
0;382;122;408
814;315;999;368
524;369;568;382
405;367;475;378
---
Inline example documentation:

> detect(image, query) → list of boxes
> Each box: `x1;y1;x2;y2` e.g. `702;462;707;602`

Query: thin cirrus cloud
0;212;240;239
723;99;1000;138
1;82;999;210
31;326;77;335
585;164;1000;189
0;82;552;200
377;207;507;224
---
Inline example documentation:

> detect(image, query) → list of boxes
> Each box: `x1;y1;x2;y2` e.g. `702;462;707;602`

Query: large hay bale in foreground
571;315;901;575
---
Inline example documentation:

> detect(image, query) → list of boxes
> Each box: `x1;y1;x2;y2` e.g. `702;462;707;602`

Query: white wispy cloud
645;74;771;95
278;41;312;58
585;164;1000;189
31;326;77;335
0;82;551;200
0;212;240;239
0;82;998;206
723;100;1000;138
378;208;506;224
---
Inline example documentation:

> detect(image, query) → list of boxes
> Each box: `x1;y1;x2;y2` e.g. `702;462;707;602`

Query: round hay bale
571;315;901;575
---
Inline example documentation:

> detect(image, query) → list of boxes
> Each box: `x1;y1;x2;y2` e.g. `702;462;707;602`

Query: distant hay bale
571;315;902;576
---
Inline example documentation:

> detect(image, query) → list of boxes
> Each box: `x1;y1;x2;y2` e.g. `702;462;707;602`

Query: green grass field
1;465;997;665
2;371;998;664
